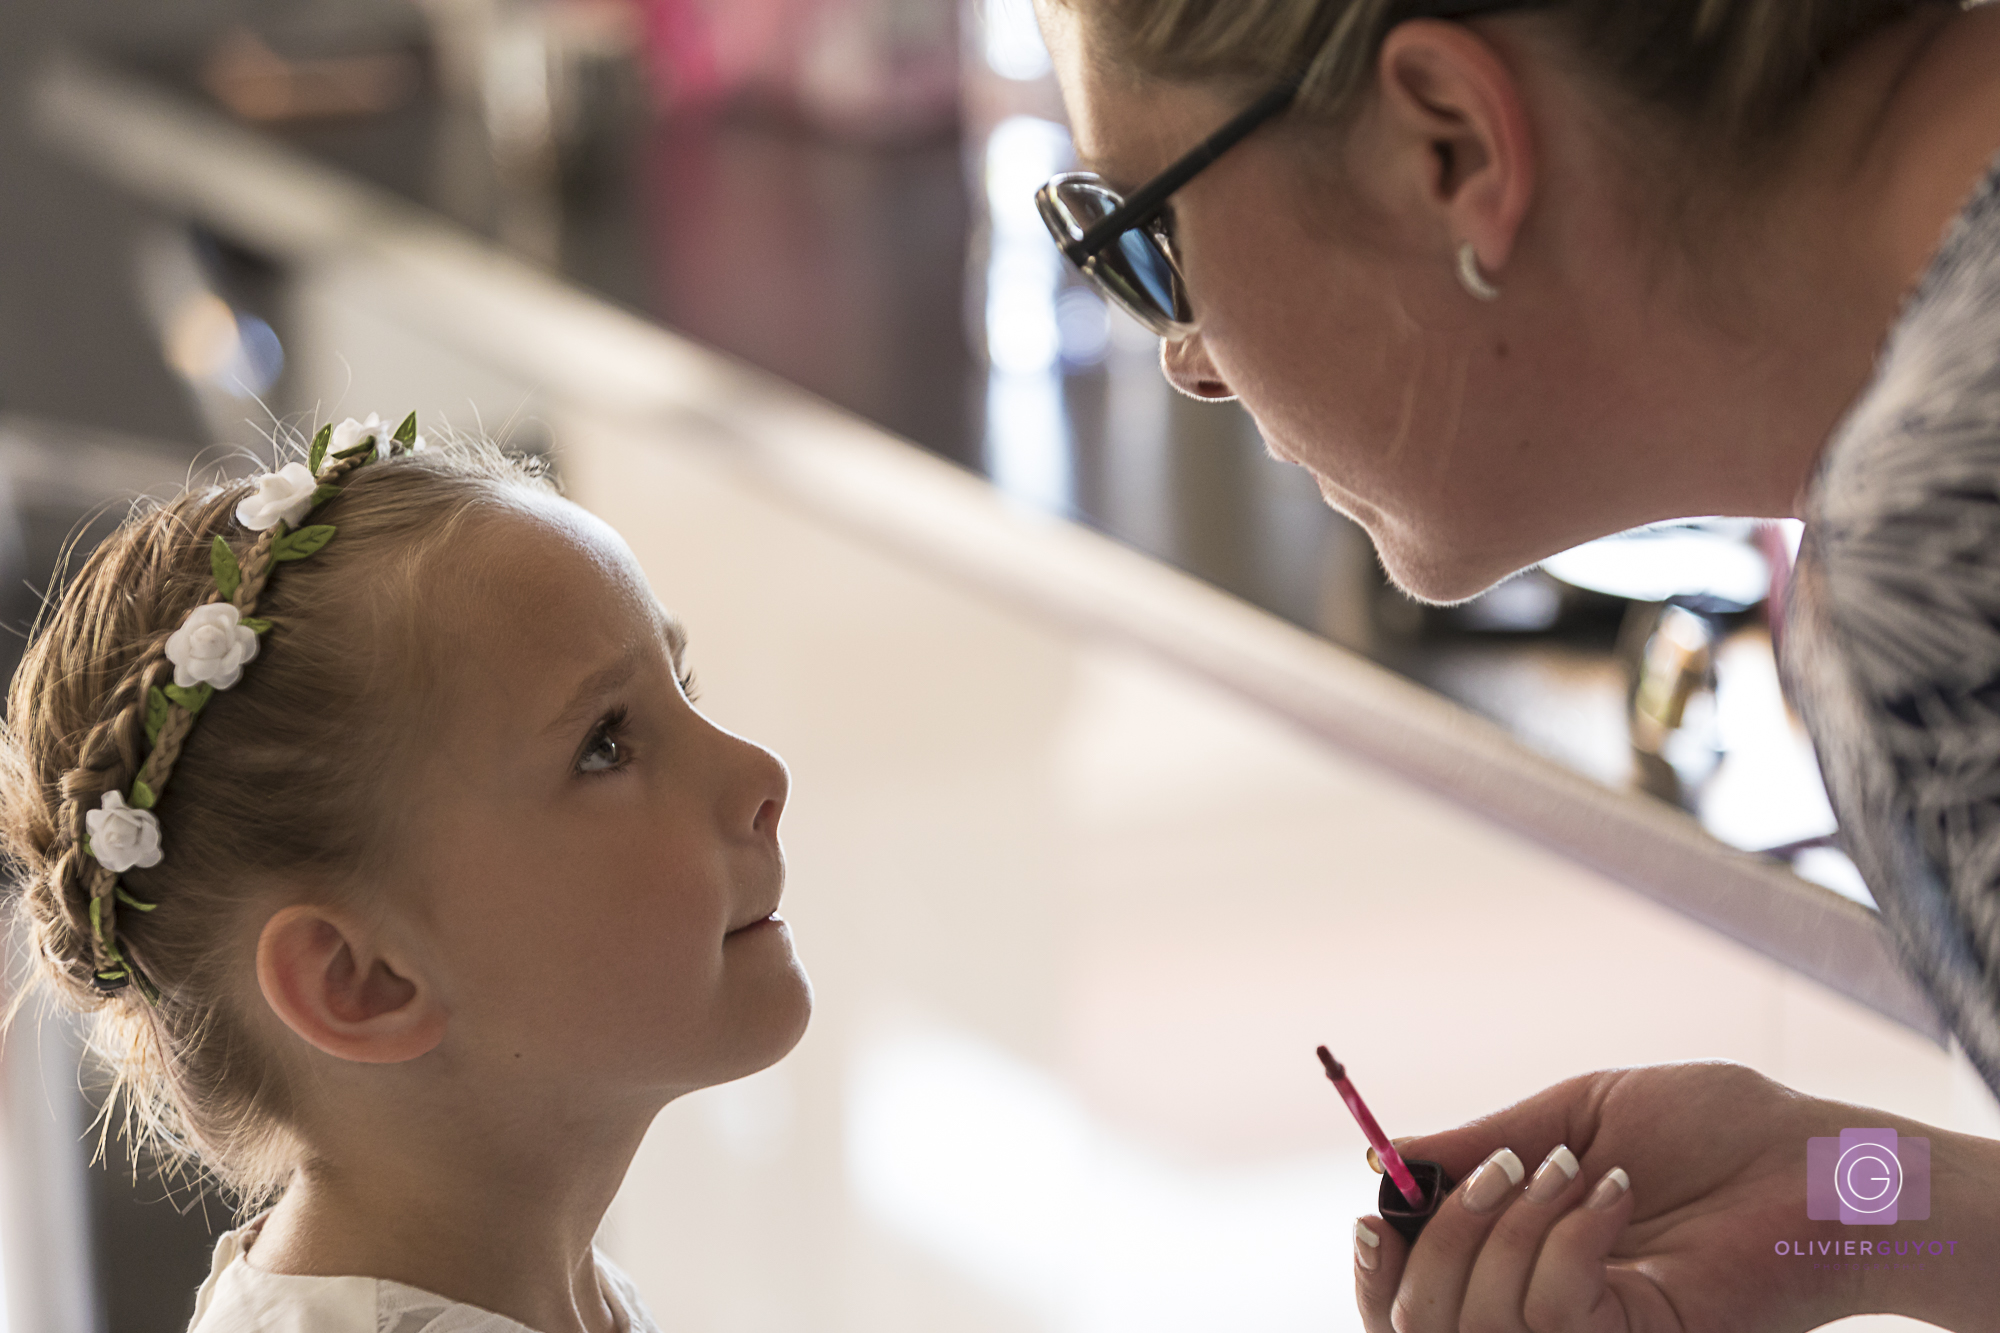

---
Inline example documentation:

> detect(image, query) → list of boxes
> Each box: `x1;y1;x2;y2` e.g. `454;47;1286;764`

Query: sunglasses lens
1111;229;1180;324
1037;175;1194;337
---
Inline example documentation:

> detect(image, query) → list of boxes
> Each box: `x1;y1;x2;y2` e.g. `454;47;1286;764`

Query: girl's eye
577;707;629;775
677;666;698;702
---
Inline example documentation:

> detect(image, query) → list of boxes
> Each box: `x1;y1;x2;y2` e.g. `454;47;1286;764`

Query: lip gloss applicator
1317;1046;1457;1242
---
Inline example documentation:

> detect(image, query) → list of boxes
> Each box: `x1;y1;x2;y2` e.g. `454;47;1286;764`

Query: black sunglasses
1035;0;1541;338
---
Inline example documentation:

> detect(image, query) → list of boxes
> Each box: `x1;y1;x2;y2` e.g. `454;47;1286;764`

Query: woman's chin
1372;532;1526;608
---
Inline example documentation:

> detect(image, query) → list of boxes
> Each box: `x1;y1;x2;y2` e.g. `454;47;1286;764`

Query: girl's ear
255;905;447;1064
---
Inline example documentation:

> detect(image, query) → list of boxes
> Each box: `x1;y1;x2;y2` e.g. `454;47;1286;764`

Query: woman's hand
1351;1062;1994;1332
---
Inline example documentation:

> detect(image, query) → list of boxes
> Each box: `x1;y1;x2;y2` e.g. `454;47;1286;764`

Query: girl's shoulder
185;1218;466;1333
187;1219;659;1333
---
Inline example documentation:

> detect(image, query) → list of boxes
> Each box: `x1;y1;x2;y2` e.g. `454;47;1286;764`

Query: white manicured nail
1526;1144;1580;1204
1354;1219;1380;1270
1460;1147;1526;1215
1586;1167;1631;1210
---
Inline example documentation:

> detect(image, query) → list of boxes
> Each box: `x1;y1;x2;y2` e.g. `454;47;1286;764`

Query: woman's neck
247;1099;650;1333
1799;2;2000;297
1727;2;2000;512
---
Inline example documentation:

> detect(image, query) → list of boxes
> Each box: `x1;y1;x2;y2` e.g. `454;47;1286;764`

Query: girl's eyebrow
540;614;687;738
660;612;689;669
543;651;643;737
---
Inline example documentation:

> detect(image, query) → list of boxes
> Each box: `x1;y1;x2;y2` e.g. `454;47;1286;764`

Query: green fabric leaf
210;536;242;601
271;524;336;562
240;617;272;634
82;835;92;858
309;483;342;509
163;682;212;715
145;687;169;747
393;411;418;445
307;423;332;474
330;437;376;461
115;886;156;912
129;778;156;810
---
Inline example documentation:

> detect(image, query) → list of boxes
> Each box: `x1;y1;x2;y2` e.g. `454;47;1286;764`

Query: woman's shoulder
1788;171;2000;1099
1804;140;2000;711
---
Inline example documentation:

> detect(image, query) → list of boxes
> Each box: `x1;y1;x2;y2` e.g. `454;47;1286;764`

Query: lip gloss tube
1317;1046;1458;1242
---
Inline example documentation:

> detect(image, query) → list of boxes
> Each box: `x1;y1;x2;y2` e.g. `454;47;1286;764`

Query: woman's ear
1372;20;1537;272
256;904;447;1064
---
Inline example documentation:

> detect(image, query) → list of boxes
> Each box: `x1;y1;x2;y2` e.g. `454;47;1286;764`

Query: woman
1034;0;2000;1327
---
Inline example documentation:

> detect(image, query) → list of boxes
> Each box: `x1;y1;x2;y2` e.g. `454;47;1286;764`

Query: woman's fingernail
1525;1144;1580;1204
1365;1136;1420;1174
1354;1219;1380;1271
1459;1147;1526;1215
1586;1167;1631;1210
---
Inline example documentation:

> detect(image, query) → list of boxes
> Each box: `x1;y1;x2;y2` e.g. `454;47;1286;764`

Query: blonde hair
1072;0;1942;152
0;429;557;1204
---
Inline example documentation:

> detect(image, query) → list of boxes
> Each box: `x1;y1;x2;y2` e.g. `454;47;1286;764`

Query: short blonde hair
0;429;556;1204
1070;0;1938;152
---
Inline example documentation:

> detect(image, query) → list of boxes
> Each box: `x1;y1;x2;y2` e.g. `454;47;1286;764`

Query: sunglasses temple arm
1058;0;1550;262
1066;78;1301;262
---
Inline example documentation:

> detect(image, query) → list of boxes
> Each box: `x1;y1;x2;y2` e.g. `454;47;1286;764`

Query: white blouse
186;1216;662;1333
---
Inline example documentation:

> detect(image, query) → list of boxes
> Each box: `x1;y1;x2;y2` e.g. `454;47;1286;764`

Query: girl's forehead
427;509;680;746
454;500;660;642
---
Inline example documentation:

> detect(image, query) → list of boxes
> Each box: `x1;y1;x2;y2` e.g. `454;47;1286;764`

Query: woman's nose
1160;333;1237;402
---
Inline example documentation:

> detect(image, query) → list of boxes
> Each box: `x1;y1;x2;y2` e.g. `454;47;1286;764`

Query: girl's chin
721;978;814;1084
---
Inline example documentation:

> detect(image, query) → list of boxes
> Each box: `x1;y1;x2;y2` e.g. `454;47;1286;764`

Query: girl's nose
738;736;789;839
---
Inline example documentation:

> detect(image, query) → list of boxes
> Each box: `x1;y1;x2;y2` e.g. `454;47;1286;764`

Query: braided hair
0;425;555;1204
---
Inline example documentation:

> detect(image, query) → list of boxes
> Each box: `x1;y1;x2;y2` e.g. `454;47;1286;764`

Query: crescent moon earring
1456;241;1501;302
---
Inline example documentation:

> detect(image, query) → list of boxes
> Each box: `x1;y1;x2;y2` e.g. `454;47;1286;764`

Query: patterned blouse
1789;152;2000;1098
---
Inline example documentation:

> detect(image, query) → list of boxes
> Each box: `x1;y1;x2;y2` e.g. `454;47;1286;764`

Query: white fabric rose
85;791;163;874
235;462;319;531
330;413;390;461
165;603;260;690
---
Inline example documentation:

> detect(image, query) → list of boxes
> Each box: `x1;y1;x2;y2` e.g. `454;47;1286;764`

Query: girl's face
400;497;809;1106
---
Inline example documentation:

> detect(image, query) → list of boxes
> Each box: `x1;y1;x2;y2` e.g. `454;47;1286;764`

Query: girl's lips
727;913;782;936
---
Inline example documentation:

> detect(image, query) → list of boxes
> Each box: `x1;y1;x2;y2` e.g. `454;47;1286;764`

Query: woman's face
1036;6;1716;603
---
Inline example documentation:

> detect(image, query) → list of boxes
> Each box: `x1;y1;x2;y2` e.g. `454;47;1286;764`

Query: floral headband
82;413;423;998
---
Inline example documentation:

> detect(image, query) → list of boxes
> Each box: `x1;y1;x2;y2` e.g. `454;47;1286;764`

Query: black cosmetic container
1378;1159;1457;1243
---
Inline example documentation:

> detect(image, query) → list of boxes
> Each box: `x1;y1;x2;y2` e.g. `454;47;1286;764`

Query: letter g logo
1834;1137;1900;1215
1807;1129;1930;1225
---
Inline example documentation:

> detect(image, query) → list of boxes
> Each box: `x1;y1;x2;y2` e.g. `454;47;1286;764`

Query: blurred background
0;1;1980;1329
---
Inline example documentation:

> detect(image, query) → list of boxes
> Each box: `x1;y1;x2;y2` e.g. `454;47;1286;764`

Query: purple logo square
1807;1129;1930;1224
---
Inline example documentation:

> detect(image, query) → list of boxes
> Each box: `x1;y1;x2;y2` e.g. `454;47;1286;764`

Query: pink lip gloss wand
1317;1046;1458;1241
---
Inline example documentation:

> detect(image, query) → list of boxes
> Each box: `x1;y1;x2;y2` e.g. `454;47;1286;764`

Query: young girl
0;416;811;1333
